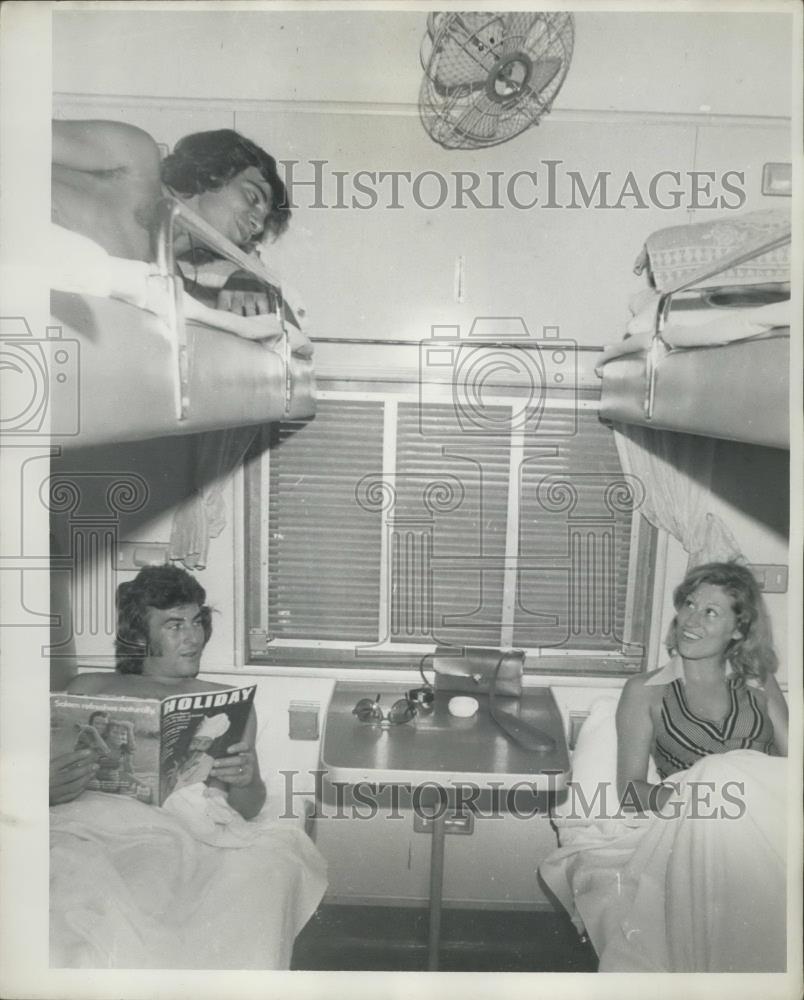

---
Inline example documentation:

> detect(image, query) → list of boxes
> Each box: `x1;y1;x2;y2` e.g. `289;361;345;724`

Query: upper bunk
597;211;791;451
48;199;316;450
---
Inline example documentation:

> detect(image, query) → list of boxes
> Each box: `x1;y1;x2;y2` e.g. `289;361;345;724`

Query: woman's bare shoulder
620;670;665;706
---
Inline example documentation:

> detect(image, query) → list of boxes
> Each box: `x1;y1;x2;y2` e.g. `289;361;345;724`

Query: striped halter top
653;676;776;780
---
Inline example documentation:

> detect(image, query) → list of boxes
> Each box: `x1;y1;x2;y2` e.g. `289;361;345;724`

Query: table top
320;682;570;791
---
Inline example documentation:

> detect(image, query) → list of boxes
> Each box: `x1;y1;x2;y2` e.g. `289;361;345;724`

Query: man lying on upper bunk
51;119;307;338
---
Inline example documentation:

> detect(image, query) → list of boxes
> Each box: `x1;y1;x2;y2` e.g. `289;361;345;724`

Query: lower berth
540;728;787;972
50;789;327;969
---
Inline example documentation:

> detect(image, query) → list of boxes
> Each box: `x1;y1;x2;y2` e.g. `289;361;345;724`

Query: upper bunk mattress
49;290;315;449
599;330;789;450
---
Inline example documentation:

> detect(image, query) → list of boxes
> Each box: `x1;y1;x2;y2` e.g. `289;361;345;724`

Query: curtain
169;428;258;571
611;424;743;567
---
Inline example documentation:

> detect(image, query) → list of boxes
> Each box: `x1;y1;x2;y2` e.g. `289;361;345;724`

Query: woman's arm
763;673;788;756
209;708;266;820
53;119;160;176
615;675;672;814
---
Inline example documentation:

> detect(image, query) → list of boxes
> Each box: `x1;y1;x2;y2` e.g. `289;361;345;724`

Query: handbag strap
489;655;556;753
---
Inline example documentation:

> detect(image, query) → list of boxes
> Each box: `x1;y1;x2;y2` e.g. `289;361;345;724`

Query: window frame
244;375;657;677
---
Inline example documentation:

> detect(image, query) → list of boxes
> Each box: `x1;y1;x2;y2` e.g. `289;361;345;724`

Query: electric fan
419;11;575;149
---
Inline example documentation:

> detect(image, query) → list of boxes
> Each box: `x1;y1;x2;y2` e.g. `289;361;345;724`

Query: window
245;378;655;675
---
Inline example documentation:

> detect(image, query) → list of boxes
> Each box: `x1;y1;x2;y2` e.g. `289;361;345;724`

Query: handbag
429;646;523;698
425;647;555;753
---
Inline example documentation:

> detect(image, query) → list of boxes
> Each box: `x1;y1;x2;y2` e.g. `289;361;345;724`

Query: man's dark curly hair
115;565;212;675
160;129;290;241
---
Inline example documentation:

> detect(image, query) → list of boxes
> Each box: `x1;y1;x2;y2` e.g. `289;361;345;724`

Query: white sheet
50;790;327;969
540;749;787;972
597;294;789;371
49;223;313;356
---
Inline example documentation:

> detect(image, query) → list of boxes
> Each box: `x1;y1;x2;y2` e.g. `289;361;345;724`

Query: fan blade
528;56;563;99
453;92;500;144
429;12;504;90
500;12;532;57
472;93;503;141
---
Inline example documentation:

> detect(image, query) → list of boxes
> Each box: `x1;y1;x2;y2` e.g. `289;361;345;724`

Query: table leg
427;812;446;971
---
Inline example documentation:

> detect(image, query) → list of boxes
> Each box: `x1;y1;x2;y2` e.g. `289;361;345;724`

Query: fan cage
419;11;575;150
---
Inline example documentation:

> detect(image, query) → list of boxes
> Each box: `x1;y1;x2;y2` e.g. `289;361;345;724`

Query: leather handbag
429;646;524;698
425;646;555;753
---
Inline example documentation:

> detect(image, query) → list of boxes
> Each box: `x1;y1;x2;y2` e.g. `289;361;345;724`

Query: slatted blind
391;402;511;647
514;407;636;650
254;392;649;664
267;398;384;641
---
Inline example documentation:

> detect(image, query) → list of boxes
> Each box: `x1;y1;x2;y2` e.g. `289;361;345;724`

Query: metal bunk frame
154;197;292;422
643;226;791;422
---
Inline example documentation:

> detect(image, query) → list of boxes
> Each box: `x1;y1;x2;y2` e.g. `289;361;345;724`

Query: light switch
761;163;792;197
748;564;788;594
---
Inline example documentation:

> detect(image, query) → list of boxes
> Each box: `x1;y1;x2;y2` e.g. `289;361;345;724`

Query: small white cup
448;696;479;718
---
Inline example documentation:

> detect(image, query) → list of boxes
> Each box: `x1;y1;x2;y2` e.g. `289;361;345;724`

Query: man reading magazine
49;564;265;818
47;565;327;969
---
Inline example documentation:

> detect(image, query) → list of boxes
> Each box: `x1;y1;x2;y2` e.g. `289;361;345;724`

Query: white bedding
50;789;327;969
541;739;787;972
597;290;789;370
49;223;313;356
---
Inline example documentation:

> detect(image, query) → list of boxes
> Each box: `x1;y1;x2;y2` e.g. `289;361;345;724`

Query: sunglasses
352;687;434;727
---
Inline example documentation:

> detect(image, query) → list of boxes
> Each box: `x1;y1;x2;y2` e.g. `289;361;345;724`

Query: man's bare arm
53;119;161;176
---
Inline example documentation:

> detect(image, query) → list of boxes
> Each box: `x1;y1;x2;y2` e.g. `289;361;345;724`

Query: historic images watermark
279;769;748;823
418;317;577;436
0;316;80;438
350;315;644;651
0;316;151;654
281;159;747;212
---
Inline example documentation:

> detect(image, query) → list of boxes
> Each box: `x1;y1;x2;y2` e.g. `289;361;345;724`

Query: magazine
50;684;257;806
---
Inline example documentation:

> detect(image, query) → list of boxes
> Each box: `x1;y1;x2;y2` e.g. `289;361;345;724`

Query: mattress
49;290;316;449
598;329;789;450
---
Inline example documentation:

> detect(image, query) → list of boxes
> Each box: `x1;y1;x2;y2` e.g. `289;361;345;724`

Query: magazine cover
50;685;257;806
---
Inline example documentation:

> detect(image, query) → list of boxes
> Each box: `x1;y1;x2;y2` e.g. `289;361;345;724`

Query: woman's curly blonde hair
667;561;778;684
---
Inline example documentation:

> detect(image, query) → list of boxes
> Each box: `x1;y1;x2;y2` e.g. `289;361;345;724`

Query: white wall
53;10;793;116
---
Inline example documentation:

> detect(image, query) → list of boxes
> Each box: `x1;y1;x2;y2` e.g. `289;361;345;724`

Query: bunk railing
154;197;290;421
644;226;791;421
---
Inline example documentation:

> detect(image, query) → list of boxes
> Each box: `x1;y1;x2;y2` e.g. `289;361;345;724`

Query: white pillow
555;694;658;826
570;696;620;797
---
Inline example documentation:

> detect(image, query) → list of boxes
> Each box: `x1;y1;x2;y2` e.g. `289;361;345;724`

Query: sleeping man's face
192;166;273;248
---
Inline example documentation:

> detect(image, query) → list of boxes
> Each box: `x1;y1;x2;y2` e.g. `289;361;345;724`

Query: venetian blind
255;393;648;661
266;398;384;641
514;407;637;650
391;401;511;647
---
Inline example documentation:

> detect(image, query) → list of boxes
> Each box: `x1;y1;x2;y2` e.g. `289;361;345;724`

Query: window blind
266;398;384;641
249;391;652;668
514;407;637;650
391;401;511;647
